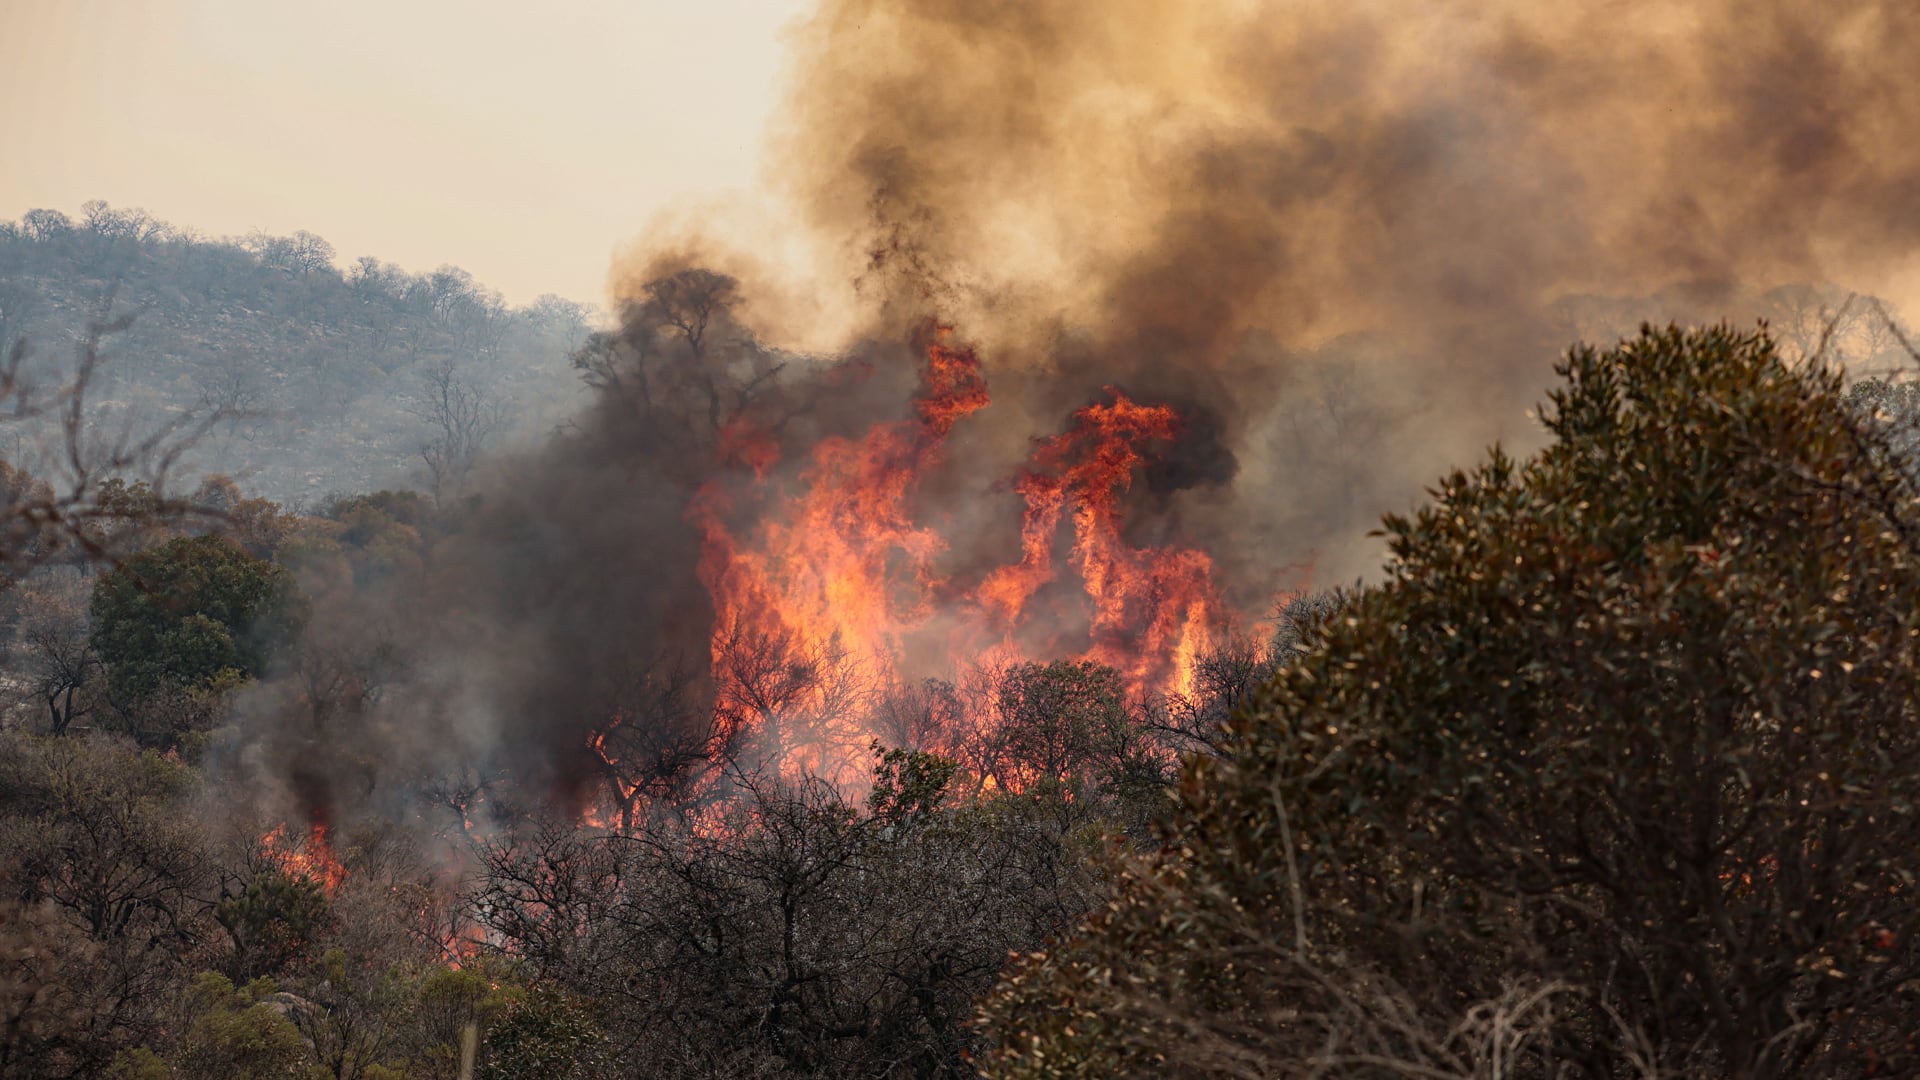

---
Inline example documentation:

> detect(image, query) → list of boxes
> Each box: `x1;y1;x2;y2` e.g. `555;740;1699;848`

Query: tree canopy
983;324;1920;1078
90;534;309;704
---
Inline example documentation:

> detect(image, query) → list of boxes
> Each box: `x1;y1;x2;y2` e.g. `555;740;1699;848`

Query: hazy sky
0;0;808;304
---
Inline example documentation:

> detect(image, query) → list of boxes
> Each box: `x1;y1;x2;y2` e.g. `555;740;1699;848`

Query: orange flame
260;823;348;895
686;325;1242;785
691;328;991;772
442;925;489;969
978;388;1223;697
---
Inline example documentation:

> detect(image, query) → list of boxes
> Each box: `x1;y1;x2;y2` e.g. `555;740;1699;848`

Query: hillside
0;202;595;502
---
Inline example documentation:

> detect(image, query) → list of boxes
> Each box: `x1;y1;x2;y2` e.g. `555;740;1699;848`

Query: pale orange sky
0;0;808;304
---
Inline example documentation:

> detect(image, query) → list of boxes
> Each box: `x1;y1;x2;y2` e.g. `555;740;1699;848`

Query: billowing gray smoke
755;0;1920;586
244;0;1920;827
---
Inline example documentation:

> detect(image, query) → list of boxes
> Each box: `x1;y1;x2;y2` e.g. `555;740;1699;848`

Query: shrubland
1;276;1918;1079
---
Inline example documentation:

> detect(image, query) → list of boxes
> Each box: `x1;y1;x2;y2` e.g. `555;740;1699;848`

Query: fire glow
685;325;1236;781
260;822;347;894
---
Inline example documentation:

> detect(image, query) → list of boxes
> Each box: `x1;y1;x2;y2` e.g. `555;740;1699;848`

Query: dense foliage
983;325;1920;1077
91;535;309;705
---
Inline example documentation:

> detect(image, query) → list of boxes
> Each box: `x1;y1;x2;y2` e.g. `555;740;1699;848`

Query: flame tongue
980;388;1223;697
687;326;1235;780
698;331;987;657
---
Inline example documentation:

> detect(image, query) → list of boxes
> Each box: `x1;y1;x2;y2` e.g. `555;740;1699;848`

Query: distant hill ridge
0;201;596;503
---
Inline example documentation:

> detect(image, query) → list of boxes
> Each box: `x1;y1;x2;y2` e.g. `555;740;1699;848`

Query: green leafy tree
982;325;1920;1077
477;984;608;1080
214;871;335;981
867;741;960;827
988;660;1131;787
170;973;326;1080
90;534;308;704
977;660;1170;837
289;949;421;1080
100;1047;168;1080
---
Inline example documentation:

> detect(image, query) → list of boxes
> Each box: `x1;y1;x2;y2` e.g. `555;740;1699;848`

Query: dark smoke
765;0;1920;585
240;0;1920;823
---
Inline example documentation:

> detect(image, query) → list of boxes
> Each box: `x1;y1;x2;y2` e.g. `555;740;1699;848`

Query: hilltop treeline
0;202;593;501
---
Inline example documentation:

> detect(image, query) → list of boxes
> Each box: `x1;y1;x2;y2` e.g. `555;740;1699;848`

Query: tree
471;749;1110;1077
10;572;100;735
477;984;609;1080
1144;593;1355;763
287;948;422;1080
0;733;209;1076
195;353;270;449
242;230;336;277
529;295;595;353
89;534;308;706
0;896;111;1079
986;661;1128;785
190;477;296;561
18;210;71;244
213;871;334;981
1846;374;1920;484
167;973;325;1080
568;268;786;458
79;202;163;247
0;733;206;943
426;266;477;327
982;325;1920;1077
411;357;509;508
0;313;232;580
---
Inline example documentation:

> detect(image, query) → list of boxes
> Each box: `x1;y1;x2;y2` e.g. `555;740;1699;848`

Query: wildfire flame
695;330;989;673
680;324;1238;785
978;389;1222;698
260;823;348;895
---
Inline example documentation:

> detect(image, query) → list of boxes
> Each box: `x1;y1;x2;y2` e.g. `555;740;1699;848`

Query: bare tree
410;356;510;507
0;305;232;578
10;572;98;735
531;294;596;353
571;655;717;832
18;209;72;243
470;290;513;362
241;229;336;276
572;269;788;450
707;616;870;787
195;351;271;456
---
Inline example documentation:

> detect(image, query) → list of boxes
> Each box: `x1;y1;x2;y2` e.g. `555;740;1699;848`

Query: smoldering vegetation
2;0;1920;1076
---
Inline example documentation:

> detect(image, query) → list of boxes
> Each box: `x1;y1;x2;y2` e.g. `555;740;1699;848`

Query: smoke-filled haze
31;0;1919;826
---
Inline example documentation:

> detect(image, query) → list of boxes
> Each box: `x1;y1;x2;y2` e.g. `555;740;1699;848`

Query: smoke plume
244;0;1920;826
